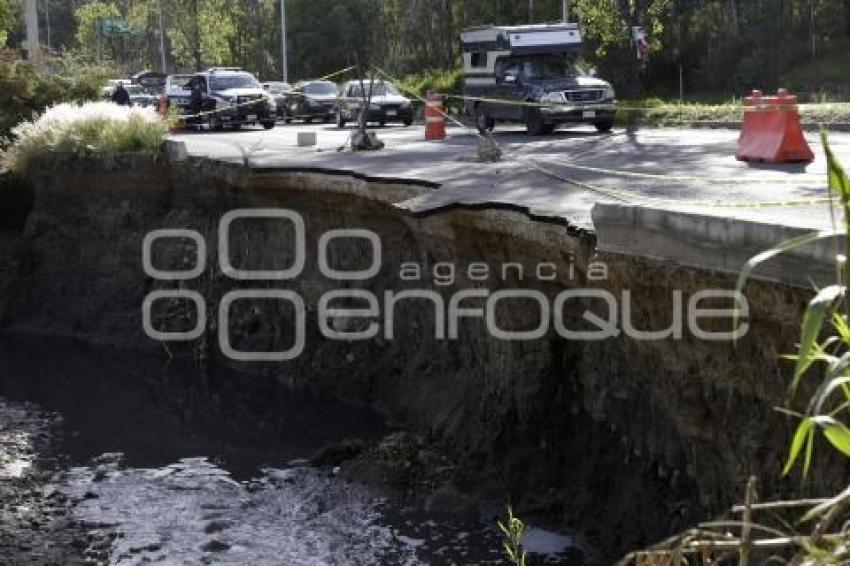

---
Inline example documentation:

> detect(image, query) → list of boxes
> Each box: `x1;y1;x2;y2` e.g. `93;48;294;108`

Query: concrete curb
622;120;850;133
164;140;189;161
592;202;841;287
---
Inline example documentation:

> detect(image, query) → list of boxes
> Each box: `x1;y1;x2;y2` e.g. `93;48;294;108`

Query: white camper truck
460;23;617;135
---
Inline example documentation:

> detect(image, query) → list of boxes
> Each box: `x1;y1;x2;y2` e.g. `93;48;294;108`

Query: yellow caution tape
443;93;615;112
282;65;357;98
172;65;357;121
532;163;833;208
544;160;825;186
173;96;273;120
378;66;837;210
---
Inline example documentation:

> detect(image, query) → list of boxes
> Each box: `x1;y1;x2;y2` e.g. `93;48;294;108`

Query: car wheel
379;121;386;128
402;117;413;127
262;121;275;130
335;110;346;128
231;123;242;131
323;116;331;123
475;107;495;135
525;108;549;136
305;117;313;124
595;120;614;133
284;117;292;124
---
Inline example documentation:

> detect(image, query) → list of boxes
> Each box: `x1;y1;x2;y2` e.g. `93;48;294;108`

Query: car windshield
209;73;259;91
168;76;193;90
348;83;399;97
303;82;337;95
125;85;144;95
520;58;582;80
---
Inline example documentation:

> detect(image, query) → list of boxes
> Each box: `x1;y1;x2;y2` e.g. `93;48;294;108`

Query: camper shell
460;23;616;135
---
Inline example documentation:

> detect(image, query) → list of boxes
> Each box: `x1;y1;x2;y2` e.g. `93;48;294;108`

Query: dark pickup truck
461;24;616;135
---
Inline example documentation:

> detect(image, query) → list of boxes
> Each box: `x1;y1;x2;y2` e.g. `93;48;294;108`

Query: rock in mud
309;438;366;467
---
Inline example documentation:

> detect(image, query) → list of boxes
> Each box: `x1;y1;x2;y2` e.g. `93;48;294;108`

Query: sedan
336;81;414;128
284;81;338;123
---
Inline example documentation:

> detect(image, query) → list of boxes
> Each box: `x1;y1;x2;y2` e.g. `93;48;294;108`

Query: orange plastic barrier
736;89;814;164
425;91;446;141
157;94;169;117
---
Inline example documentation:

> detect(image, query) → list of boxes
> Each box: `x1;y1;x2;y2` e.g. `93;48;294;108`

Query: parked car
163;68;277;130
460;24;616;135
335;80;414;128
131;70;167;93
284;80;338;123
102;82;158;108
161;74;196;115
262;81;291;119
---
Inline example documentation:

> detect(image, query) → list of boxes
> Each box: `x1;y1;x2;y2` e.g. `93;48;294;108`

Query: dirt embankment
0;154;840;560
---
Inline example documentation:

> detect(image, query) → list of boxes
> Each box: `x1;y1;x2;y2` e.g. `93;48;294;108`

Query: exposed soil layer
0;154;846;561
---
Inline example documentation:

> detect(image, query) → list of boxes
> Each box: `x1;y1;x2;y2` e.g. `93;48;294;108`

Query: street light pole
158;0;167;73
280;0;288;83
25;0;40;62
44;0;51;49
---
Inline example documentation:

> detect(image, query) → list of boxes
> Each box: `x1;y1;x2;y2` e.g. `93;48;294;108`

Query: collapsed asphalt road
170;122;849;232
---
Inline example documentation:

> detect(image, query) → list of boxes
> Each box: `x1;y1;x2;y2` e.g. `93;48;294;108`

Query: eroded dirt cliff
0;154;843;560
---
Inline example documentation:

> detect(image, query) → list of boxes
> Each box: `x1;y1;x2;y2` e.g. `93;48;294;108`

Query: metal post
25;0;40;62
44;0;51;50
528;0;534;23
280;0;288;83
562;0;569;22
96;17;101;63
254;0;261;76
810;0;816;58
158;0;167;72
679;63;684;103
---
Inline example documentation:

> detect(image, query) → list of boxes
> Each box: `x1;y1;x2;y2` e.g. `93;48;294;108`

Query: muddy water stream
0;335;582;565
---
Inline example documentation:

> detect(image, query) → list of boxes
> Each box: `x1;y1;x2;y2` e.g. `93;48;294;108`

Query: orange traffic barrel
157;94;169;117
425;91;446;141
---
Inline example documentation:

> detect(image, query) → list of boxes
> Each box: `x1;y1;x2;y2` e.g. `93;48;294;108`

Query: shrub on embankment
0;49;111;143
2;101;168;173
616;98;850;129
396;68;465;115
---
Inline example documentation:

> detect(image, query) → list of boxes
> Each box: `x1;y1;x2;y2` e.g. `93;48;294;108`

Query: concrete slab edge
592;202;840;287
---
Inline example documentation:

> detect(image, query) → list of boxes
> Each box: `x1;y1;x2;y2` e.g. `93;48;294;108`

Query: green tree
572;0;672;97
74;1;122;62
165;0;234;71
0;0;15;47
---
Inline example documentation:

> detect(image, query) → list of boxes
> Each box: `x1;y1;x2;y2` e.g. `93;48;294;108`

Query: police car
163;68;277;131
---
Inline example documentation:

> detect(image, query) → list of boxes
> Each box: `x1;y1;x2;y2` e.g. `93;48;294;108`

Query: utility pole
254;0;261;76
158;0;167;73
190;0;200;71
25;0;40;62
562;0;569;22
44;0;51;50
528;0;534;23
280;0;288;83
810;0;816;58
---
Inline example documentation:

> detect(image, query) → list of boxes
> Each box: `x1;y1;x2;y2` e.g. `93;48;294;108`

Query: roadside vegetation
751;135;850;562
615;99;850;129
395;68;464;100
621;136;850;563
4;1;850;102
498;506;528;566
2;101;167;173
0;49;113;143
